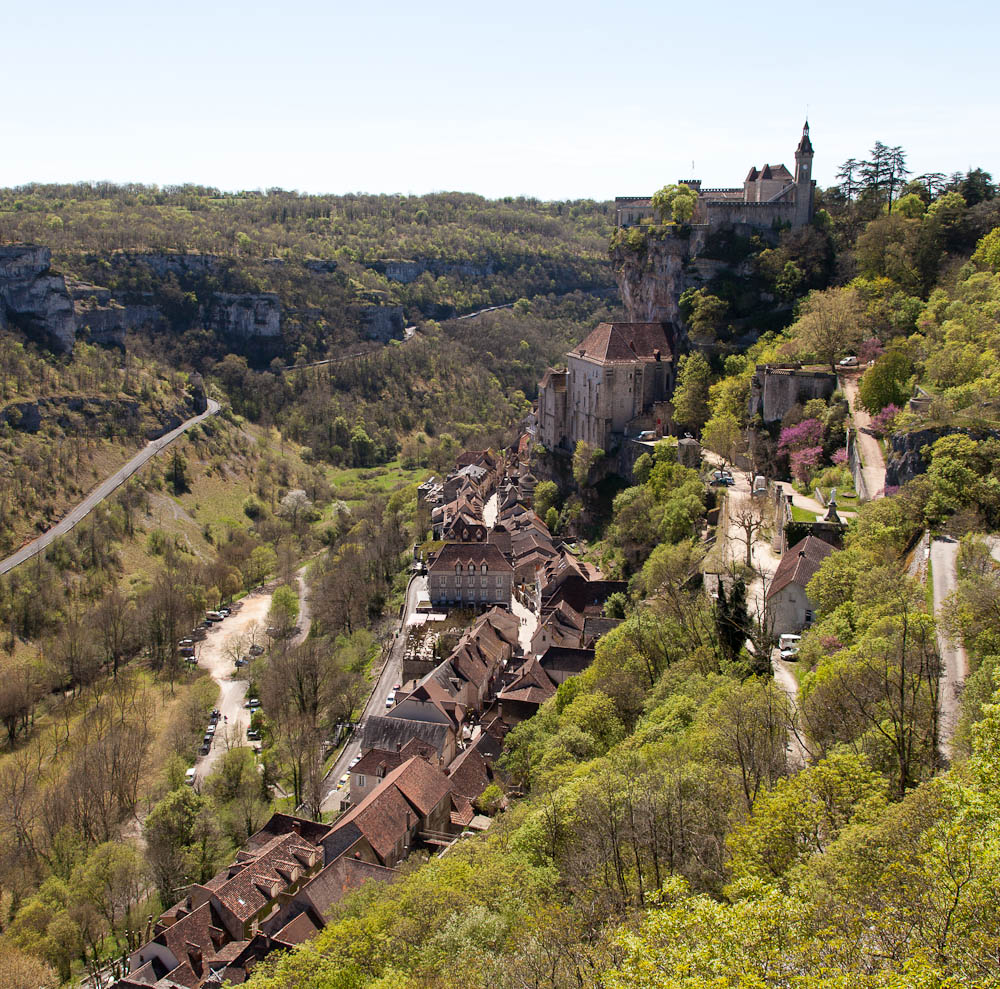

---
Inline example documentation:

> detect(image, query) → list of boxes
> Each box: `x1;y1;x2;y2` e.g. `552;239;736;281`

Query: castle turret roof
797;121;813;155
746;166;759;182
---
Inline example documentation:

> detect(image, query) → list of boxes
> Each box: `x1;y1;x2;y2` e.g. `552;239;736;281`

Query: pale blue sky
4;0;998;199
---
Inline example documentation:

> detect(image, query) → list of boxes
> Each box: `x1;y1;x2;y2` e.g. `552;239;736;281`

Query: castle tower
794;121;815;226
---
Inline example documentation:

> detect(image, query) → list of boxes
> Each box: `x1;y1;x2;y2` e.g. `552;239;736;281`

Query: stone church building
537;321;675;454
615;122;816;231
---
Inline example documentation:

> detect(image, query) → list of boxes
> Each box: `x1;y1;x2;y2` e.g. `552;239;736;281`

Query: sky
4;0;998;201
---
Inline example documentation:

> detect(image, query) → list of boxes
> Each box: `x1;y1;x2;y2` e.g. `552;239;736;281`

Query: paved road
930;537;967;759
0;398;221;577
840;375;886;500
320;574;427;813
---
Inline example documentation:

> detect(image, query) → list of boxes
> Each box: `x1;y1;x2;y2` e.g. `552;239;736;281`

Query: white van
778;633;801;659
184;768;196;786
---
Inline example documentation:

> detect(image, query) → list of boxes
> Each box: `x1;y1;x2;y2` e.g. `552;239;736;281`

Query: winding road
0;398;221;577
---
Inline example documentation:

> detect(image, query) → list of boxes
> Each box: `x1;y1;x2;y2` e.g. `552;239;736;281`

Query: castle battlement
615;122;815;232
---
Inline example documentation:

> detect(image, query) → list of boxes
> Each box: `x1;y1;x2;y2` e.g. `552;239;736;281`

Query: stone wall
705;200;798;230
748;365;837;424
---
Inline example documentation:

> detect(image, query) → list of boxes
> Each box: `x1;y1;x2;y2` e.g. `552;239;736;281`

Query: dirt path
931;537;967;760
194;590;273;783
292;564;312;647
840;375;886;499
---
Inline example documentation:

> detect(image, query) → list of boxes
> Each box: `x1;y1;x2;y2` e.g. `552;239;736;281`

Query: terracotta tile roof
295;856;395;922
244;813;331;854
571;322;673;365
329;757;450;863
499;657;556;707
153;902;225;973
392;755;454;817
353;748;405;778
272;912;320;946
212;832;320;922
450;794;475;827
161;961;200;988
767;535;835;600
543;577;627;615
447;745;492;800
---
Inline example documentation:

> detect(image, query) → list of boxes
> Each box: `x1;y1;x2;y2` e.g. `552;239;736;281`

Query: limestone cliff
70;282;127;348
610;233;699;325
202;293;282;341
0;245;77;352
352;304;405;342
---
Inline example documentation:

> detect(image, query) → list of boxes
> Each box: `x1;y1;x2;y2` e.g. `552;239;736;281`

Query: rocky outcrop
70;283;127;348
611;234;693;324
0;245;77;352
123;252;221;279
885;427;954;487
202;293;281;340
352;304;405;342
0;393;202;439
370;258;496;284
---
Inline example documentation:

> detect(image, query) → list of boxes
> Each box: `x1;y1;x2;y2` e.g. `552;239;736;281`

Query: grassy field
324;459;432;506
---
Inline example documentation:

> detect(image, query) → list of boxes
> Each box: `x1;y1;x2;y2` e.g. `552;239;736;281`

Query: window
357;775;365;787
481;563;487;574
455;564;461;575
468;563;474;574
805;610;814;623
467;576;474;586
496;575;503;587
481;576;487;587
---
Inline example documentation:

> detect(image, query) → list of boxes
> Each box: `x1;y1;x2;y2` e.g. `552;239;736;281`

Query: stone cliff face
372;258;497;284
202;293;282;340
70;282;127;348
0;245;78;352
611;235;694;325
352;304;405;342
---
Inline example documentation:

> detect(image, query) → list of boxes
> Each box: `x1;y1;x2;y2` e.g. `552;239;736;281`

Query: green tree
858;348;913;413
651;184;698;223
672;352;712;435
268;584;300;639
533;480;559;519
789;287;864;371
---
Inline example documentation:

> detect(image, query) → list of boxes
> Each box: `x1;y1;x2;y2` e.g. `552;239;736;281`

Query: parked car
206;611;224;622
202;734;213;748
210;709;220;722
249;644;264;657
235;657;248;668
839;355;859;367
349;755;361;769
246;728;261;741
752;475;767;496
185;768;196;786
637;429;657;441
198;743;210;756
710;469;735;486
780;645;801;661
385;691;396;709
336;774;349;791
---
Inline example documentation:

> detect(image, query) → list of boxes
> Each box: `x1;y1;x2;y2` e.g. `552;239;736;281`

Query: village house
361;714;458;767
320;756;461;868
537;321;676;454
766;534;835;635
427;543;514;608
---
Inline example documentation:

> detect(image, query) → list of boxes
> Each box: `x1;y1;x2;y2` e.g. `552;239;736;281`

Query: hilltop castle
615;122;815;231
